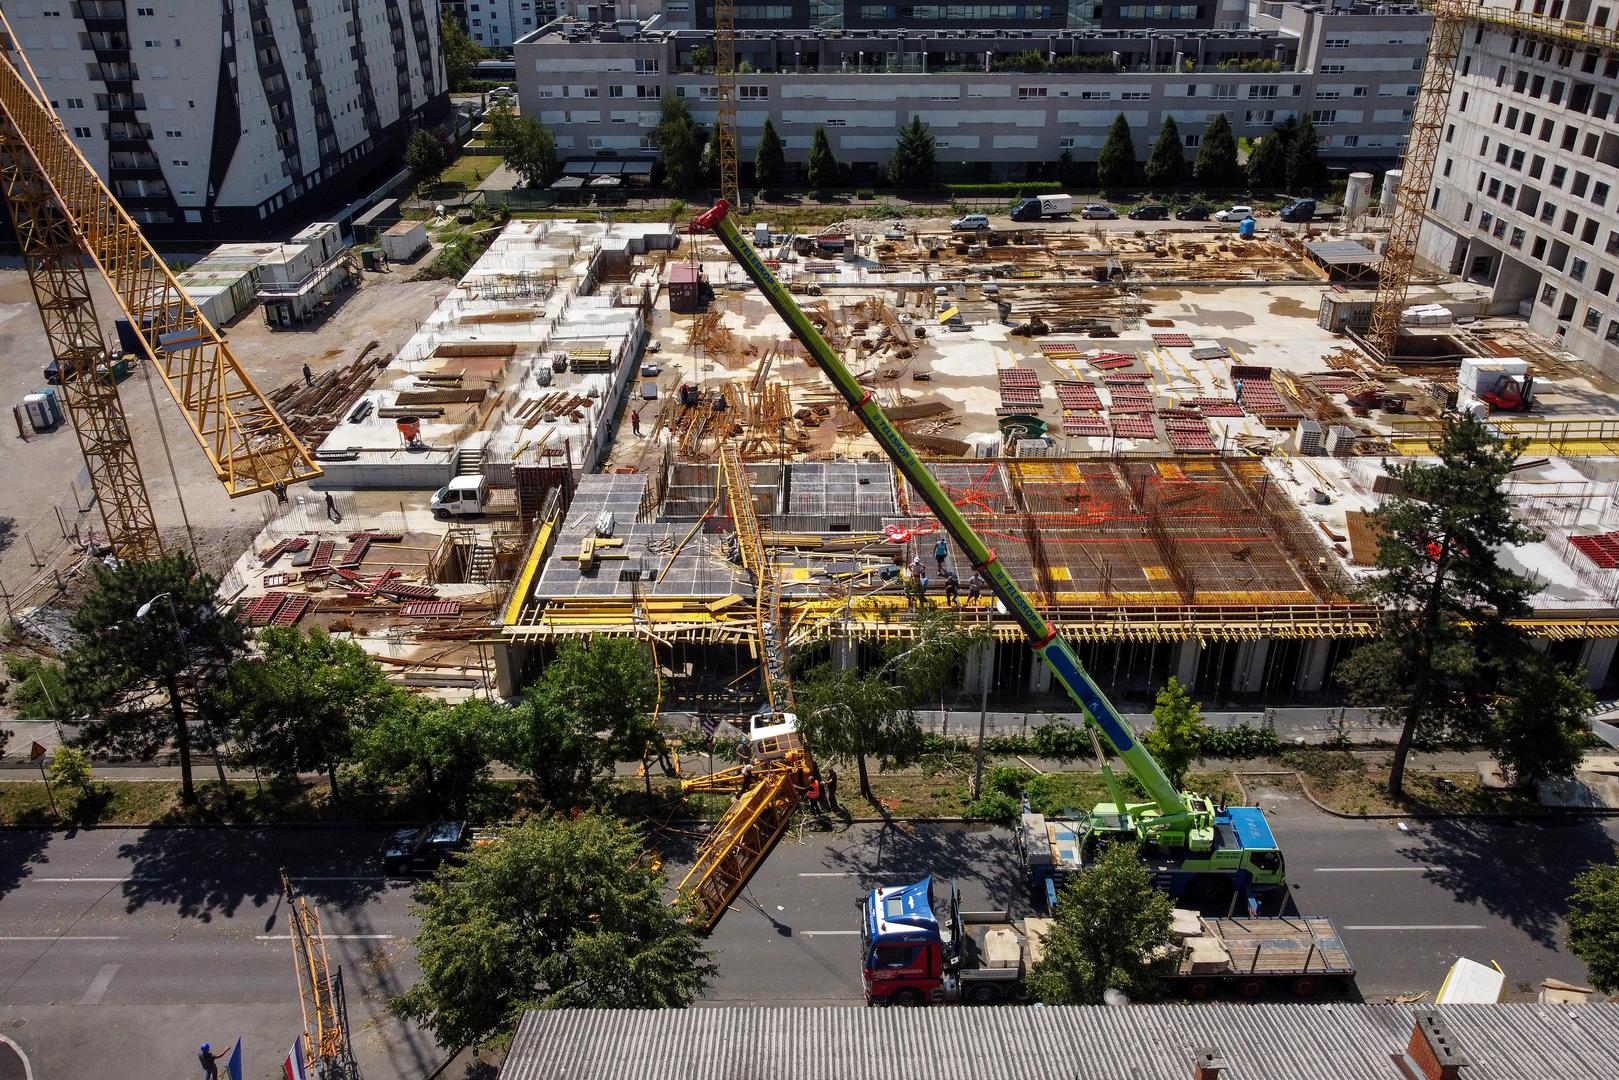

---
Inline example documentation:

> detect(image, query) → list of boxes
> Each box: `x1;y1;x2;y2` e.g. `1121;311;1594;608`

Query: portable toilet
1238;217;1257;239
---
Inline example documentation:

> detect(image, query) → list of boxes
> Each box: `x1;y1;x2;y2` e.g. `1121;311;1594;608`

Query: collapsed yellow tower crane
0;16;321;560
1366;0;1475;360
281;871;361;1080
674;445;814;933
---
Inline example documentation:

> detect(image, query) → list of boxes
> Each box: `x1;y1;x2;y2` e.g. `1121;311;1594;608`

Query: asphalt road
1;800;1612;1077
689;798;1619;1005
0;826;437;1080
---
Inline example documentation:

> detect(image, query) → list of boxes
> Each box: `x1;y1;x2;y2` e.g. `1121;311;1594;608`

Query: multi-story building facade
5;0;451;241
514;0;1430;179
1417;1;1619;378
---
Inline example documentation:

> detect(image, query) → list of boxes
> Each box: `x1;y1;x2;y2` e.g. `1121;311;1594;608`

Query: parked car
951;213;991;230
1214;205;1256;222
383;822;473;876
1175;204;1212;220
1079;203;1118;219
1128;204;1170;220
1278;198;1317;223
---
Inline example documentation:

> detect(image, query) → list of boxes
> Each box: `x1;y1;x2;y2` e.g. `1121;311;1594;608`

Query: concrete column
1233;639;1270;697
1175;639;1200;689
493;641;525;699
1295;639;1334;695
964;640;995;695
832;638;858;670
1581;637;1618;688
1028;650;1052;694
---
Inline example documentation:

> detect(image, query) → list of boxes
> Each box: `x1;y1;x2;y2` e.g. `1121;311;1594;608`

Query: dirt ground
0;265;452;602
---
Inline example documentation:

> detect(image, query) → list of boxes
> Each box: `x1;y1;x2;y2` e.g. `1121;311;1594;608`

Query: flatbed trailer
1171;913;1355;999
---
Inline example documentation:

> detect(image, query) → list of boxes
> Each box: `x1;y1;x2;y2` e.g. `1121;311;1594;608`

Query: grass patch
1279;749;1542;816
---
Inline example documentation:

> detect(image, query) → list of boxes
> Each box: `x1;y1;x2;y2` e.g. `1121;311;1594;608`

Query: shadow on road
117;826;389;920
820;821;1023;903
1403;815;1618;947
0;828;51;900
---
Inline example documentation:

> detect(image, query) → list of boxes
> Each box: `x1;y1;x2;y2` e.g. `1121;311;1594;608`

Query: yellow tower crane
1366;0;1475;360
714;0;740;208
0;16;321;560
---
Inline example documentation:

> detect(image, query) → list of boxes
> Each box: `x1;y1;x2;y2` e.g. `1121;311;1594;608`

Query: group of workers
891;536;984;608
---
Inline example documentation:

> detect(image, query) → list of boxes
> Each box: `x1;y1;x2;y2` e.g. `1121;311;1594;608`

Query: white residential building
1417;0;1619;378
5;0;451;240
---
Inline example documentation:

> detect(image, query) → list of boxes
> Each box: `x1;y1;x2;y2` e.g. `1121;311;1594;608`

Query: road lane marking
78;963;119;1006
0;936;124;942
1314;867;1433;873
33;877;160;884
291;876;385;883
1343;924;1485;931
799;930;862;937
255;934;396;941
798;872;858;878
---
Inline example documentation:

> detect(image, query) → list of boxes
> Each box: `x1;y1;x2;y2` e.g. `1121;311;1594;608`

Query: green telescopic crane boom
692;200;1193;831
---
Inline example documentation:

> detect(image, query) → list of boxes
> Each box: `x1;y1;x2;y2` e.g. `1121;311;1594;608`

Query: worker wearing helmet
199;1043;224;1080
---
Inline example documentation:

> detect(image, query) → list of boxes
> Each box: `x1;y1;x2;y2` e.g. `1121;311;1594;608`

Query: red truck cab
861;877;945;1005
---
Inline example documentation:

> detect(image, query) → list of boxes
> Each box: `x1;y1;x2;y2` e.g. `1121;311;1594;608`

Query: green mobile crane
691;202;1284;905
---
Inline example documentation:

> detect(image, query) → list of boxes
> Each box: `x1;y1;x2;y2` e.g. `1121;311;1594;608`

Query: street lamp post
137;591;232;800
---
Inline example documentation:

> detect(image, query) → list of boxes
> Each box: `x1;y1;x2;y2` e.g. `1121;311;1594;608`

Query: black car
1128;204;1169;220
383;822;471;876
1175;204;1212;221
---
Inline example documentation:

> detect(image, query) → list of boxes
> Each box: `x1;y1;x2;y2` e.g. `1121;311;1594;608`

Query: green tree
1143;117;1185;190
794;667;918;803
493;638;661;807
439;13;487;92
1055;148;1079;187
654;94;704;192
1245;127;1290;191
754;117;786;192
1141;677;1205;790
1478;642;1593;784
886;116;937;189
1026;842;1176;1004
1193;113;1241;190
505;116;560;189
63;553;244;806
1097;113;1137;193
1286;115;1326;194
405;129;448;189
218;626;402;799
393;813;713;1048
1567;854;1619;994
1334;416;1545;799
4;654;69;726
355;696;500;816
48;745;93;796
807;125;839;190
688;44;713;70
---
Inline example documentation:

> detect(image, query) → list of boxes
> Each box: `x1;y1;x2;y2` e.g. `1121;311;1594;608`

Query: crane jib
1039;641;1137;753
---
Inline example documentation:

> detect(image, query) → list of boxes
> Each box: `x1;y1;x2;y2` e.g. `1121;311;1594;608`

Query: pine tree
1193;113;1240;191
1055;148;1078;187
654;94;703;192
886;117;937;189
1287;115;1326;194
807;125;839;191
1096;113;1137;193
1143;117;1185;191
754;117;786;193
1245;126;1291;192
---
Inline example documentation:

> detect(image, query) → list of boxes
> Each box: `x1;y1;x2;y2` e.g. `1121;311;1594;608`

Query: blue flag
226;1037;244;1080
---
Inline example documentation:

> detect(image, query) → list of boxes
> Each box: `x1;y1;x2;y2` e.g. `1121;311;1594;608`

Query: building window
739;85;768;100
1607;320;1619;344
636;58;660;74
1598;269;1615;295
1571;257;1589;281
1541;201;1558;223
1572;171;1591;197
1184;133;1200;147
1058;136;1075;149
1479;210;1494;230
1532;236;1547;259
1584;219;1600;244
1343;134;1359;147
583;86;598;97
72;125;91;138
588;136;604;149
1551;165;1567;187
1584;306;1603;331
1018;87;1049;99
1594;182;1612;206
1530;154;1545;178
1511;227;1526;248
608;85;624;98
1541;283;1558;305
1510;149;1525;170
1248;85;1277;100
1487;178;1501;198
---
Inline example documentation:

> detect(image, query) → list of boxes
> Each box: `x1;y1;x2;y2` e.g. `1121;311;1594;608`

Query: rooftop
502;1003;1619;1080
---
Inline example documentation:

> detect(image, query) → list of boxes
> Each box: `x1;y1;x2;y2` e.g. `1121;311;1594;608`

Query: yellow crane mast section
0;28;321;497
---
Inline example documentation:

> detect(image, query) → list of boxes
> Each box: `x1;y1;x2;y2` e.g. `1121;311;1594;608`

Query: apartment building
460;0;565;48
5;0;451;241
1416;0;1619;378
515;0;1430;180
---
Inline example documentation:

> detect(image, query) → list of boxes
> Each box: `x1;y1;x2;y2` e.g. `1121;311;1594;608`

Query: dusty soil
0;266;452;597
